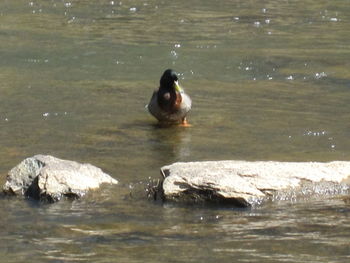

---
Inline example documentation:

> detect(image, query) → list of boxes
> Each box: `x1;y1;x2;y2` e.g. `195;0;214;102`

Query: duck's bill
174;81;183;92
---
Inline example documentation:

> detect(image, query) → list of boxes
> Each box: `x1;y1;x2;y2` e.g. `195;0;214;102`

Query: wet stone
2;155;118;202
159;160;350;207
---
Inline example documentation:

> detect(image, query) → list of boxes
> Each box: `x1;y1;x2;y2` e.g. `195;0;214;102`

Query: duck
147;69;192;125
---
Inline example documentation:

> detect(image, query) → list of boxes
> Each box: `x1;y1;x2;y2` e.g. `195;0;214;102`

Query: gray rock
3;155;118;202
160;160;350;207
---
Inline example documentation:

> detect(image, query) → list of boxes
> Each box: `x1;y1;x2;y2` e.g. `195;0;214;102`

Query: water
1;0;350;262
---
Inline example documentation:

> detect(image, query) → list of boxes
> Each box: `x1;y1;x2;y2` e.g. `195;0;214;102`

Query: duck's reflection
148;123;192;163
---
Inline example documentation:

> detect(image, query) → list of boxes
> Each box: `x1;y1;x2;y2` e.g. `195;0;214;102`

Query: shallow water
1;0;350;262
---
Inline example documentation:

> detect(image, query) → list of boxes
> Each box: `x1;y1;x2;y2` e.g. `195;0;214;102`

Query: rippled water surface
1;0;350;262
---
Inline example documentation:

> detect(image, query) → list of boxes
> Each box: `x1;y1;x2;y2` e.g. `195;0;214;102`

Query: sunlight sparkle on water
253;21;261;27
315;72;327;79
304;130;327;136
170;50;178;59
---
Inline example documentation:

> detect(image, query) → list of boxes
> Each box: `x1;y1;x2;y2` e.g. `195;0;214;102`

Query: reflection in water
148;124;192;162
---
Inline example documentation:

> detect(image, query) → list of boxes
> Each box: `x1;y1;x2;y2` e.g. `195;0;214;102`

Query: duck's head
158;69;183;112
160;69;183;93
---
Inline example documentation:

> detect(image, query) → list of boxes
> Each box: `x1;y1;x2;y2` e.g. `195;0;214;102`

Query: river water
1;0;350;262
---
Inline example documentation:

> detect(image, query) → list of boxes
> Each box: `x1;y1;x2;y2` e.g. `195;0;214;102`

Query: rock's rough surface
3;155;118;201
160;160;350;207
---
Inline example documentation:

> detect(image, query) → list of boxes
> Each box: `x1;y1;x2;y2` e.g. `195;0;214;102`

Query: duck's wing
146;90;158;110
147;89;166;121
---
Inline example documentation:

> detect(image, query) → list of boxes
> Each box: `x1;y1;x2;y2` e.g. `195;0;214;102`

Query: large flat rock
160;160;350;207
3;155;118;202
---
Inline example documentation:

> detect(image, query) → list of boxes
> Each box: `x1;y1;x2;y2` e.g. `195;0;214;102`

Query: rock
3;155;118;202
160;160;350;207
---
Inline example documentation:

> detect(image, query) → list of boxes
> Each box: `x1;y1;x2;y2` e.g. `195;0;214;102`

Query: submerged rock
3;155;118;202
159;160;350;207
